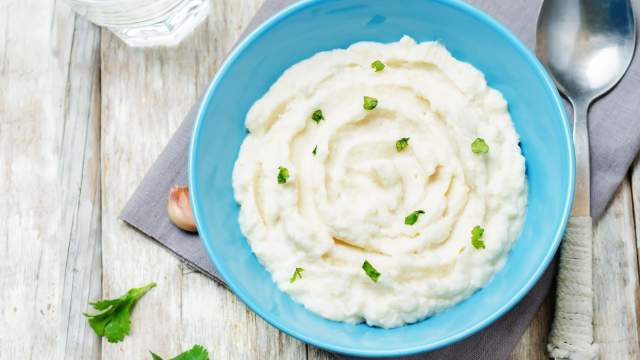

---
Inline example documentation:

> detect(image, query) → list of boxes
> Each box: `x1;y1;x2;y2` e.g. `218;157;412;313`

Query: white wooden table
2;1;639;359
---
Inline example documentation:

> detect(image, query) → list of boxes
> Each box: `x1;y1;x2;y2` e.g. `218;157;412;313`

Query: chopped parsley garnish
312;109;324;123
290;267;304;283
371;60;385;72
277;166;289;184
404;210;425;225
84;282;156;343
471;225;486;249
362;260;381;282
363;96;378;110
150;344;209;360
312;145;318;156
396;137;410;152
471;138;489;154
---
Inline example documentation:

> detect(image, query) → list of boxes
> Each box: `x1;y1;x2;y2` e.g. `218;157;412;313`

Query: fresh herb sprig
150;344;210;360
84;282;156;343
471;225;486;249
363;96;378;110
471;138;489;154
371;60;385;72
277;166;289;184
404;210;425;225
290;267;304;283
312;109;324;124
362;260;381;282
396;137;410;152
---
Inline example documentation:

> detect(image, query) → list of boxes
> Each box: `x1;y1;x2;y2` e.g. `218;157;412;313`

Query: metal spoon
536;0;636;358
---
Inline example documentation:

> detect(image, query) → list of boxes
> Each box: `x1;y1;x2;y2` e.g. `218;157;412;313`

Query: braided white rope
547;216;598;359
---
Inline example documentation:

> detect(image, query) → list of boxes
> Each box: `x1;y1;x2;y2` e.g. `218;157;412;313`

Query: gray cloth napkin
121;0;640;358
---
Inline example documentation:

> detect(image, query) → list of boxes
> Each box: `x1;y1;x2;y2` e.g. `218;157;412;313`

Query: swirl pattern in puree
232;36;527;328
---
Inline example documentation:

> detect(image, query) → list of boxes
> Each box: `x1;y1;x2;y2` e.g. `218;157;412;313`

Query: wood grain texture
0;0;101;359
100;0;303;359
3;0;640;359
631;155;640;253
629;154;640;249
593;179;640;360
629;156;640;355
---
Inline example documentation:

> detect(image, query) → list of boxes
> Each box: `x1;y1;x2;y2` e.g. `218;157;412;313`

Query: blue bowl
189;0;573;357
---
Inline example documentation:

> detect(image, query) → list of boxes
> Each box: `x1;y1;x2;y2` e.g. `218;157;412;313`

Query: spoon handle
571;100;590;217
547;100;597;358
547;216;598;359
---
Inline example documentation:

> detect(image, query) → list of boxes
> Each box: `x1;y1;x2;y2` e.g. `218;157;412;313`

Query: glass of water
65;0;210;47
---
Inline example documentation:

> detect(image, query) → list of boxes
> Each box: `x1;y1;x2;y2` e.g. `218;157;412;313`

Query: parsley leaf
371;60;385;72
150;344;210;360
471;225;486;249
362;260;381;282
363;96;378;110
312;145;318;156
396;137;410;152
312;109;324;123
84;282;156;343
471;138;489;154
404;210;425;225
290;267;304;283
277;166;289;184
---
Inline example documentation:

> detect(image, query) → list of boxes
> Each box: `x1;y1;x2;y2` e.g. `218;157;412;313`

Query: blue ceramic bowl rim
189;0;575;356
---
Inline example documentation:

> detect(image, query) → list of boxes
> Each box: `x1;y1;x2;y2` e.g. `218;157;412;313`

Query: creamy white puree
232;36;527;328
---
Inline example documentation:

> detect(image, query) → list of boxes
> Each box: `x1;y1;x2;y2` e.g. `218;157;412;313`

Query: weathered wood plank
628;156;640;354
593;178;640;359
4;0;636;358
631;155;640;256
100;1;304;359
0;0;102;359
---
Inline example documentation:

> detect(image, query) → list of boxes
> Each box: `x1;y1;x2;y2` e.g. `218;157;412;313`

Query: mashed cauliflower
232;36;527;328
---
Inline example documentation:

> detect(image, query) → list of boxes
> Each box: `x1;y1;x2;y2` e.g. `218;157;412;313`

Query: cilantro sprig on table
84;282;156;343
150;344;210;360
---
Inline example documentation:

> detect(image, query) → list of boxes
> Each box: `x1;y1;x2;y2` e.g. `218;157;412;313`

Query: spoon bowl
536;0;636;216
536;0;636;102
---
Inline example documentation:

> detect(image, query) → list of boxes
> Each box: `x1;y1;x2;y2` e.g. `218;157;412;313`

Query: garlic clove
167;186;197;233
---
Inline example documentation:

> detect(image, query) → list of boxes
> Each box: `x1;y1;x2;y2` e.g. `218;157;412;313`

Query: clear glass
64;0;210;47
